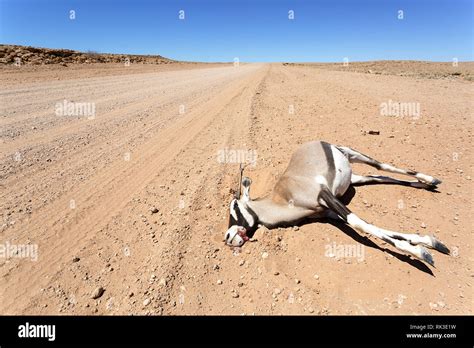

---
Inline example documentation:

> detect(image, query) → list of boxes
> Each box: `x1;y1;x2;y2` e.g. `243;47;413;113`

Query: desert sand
0;58;472;315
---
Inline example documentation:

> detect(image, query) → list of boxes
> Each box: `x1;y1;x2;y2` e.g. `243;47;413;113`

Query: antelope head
224;165;257;247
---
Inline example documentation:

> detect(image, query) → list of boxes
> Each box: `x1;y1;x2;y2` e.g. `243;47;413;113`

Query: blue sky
0;0;472;62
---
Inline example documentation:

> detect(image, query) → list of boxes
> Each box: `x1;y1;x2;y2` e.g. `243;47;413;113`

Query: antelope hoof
419;246;435;267
416;173;442;187
428;236;450;255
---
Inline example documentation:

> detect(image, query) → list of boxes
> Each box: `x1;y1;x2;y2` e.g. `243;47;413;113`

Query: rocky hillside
291;60;474;81
0;44;174;65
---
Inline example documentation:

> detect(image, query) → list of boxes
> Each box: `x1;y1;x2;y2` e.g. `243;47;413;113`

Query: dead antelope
225;141;449;266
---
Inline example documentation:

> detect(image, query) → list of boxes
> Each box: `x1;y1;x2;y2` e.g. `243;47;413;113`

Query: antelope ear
241;177;252;201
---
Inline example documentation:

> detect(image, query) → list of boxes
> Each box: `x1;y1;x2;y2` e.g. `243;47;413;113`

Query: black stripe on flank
321;141;335;189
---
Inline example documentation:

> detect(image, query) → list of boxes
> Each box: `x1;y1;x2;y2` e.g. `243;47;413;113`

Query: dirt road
1;62;472;315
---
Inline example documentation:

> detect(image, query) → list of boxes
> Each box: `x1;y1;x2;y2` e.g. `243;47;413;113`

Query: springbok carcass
224;140;449;266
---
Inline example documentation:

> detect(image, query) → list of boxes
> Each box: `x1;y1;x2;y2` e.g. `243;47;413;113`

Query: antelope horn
235;163;247;199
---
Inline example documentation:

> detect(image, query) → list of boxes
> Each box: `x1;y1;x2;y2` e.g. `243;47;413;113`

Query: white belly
331;146;352;197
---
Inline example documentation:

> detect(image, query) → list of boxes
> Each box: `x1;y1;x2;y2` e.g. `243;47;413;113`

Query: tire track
0;64;265;313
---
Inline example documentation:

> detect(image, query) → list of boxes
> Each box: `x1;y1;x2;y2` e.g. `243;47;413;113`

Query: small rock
217;279;223;285
143;298;151;306
231;290;239;298
72;257;80;263
308;307;314;313
150;207;159;214
273;271;280;276
295;279;301;284
293;226;299;231
262;252;269;259
421;222;427;229
314;274;319;280
239;260;245;266
91;287;105;299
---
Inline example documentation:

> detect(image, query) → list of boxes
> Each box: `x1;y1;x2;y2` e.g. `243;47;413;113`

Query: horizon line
2;43;473;64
